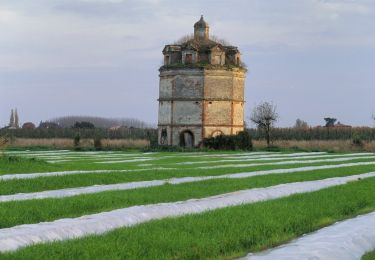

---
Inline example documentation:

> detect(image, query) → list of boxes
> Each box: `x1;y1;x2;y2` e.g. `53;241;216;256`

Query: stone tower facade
158;16;247;147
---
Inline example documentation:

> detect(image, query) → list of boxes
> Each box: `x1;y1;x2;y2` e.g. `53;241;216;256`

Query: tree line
0;128;157;140
247;127;375;141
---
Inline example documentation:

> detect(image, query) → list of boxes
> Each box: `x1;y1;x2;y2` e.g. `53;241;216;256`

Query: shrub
202;131;253;150
0;135;9;157
235;131;253;150
352;133;363;147
74;133;81;150
73;121;95;129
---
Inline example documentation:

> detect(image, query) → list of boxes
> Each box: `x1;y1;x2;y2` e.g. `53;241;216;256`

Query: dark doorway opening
180;130;194;147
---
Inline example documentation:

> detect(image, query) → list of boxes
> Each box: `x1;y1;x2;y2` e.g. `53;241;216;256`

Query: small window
164;55;169;65
185;54;192;64
236;57;240;65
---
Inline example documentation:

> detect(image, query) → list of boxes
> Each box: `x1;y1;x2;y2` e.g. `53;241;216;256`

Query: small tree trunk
266;124;270;147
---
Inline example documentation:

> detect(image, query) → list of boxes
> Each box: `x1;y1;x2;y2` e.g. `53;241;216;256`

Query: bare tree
173;34;194;44
173;34;231;46
250;102;279;147
209;35;231;46
294;118;309;129
50;116;152;129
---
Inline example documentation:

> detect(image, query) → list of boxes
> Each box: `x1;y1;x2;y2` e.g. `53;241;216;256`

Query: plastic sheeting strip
243;211;375;260
2;161;375;202
0;172;374;252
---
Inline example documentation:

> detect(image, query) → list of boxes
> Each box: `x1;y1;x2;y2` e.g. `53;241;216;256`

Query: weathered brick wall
158;68;245;146
158;101;172;125
204;101;232;125
173;101;202;125
204;71;233;99
232;102;244;126
203;126;232;138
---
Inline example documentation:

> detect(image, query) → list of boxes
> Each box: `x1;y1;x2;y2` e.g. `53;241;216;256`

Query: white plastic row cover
244;212;375;260
0;172;374;252
2;161;375;202
198;155;375;169
1;154;373;181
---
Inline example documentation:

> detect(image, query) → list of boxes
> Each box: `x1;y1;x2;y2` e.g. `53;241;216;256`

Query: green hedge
248;127;375;141
0;128;157;140
203;131;253;150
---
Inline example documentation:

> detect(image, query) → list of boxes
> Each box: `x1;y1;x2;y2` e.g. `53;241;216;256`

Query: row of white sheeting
45;153;280;163
0;172;374;252
92;152;328;165
0;167;176;181
94;158;155;164
6;150;271;158
2;161;375;202
1;153;372;181
29;155;150;160
198;155;375;169
158;151;283;158
4;150;70;154
5;151;279;164
244;211;375;260
176;153;374;165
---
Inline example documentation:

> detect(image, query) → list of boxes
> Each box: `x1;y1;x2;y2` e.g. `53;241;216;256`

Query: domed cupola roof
194;15;209;29
194;15;209;41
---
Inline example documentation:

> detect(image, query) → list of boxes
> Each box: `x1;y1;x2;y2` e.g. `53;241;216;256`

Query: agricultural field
1;150;375;259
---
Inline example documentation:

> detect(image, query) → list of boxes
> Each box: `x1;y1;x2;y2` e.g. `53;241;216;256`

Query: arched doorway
211;130;223;138
180;130;194;147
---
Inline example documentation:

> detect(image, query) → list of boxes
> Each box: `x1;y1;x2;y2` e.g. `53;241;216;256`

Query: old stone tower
158;16;247;147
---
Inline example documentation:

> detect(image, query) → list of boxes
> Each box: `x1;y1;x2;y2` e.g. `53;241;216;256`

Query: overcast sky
1;0;374;127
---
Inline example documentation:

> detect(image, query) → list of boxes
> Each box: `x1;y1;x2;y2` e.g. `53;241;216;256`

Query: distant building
38;121;60;129
335;122;352;128
157;16;247;147
22;122;36;129
8;108;19;129
109;125;129;131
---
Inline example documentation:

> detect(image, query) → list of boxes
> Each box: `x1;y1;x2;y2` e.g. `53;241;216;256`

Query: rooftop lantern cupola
194;15;209;41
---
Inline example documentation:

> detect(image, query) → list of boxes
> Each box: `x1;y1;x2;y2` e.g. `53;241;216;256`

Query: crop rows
1;150;375;259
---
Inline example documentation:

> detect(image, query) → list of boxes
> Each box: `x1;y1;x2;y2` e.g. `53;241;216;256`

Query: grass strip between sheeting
0;152;361;174
2;158;375;195
1;165;375;228
2;176;375;259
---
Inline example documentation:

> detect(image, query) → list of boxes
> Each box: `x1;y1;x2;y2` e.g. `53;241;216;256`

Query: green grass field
1;150;375;259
